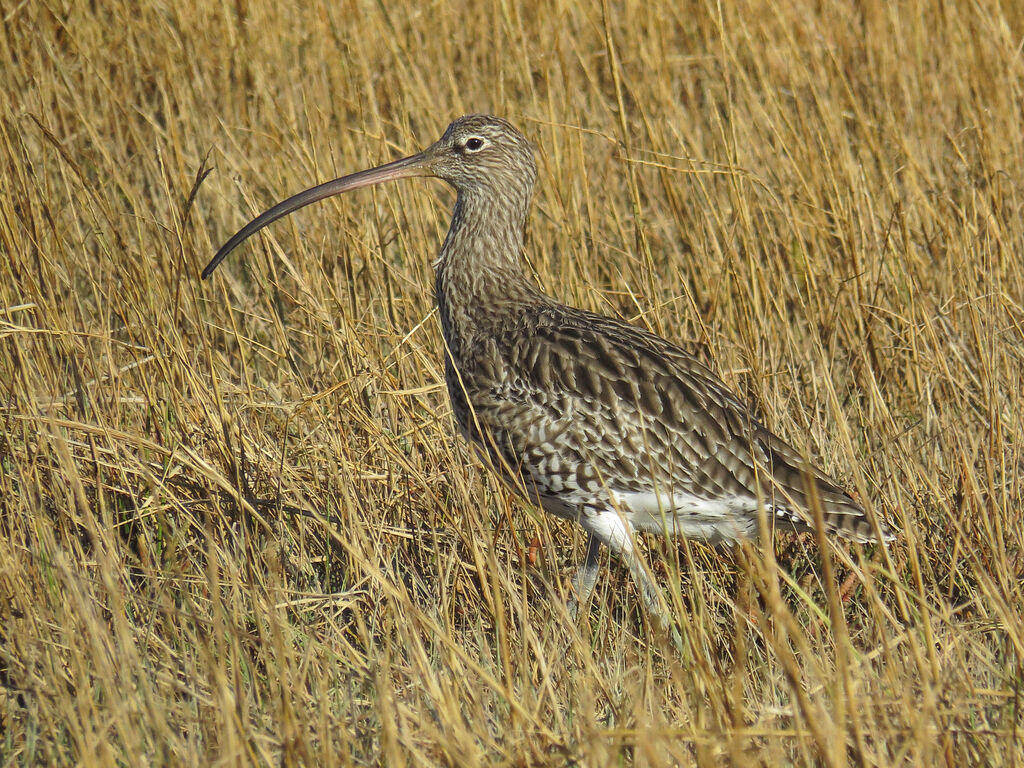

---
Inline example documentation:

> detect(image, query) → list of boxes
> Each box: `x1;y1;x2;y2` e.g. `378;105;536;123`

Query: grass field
3;0;1024;764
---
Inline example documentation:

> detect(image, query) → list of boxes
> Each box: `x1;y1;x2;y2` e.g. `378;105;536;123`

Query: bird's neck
434;190;544;356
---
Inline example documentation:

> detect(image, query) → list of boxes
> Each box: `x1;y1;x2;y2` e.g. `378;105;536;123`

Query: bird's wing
462;305;886;542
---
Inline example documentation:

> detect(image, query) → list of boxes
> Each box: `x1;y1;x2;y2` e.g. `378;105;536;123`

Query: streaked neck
434;189;543;355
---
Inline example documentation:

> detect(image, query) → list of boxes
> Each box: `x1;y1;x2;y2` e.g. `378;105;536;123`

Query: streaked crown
425;115;538;199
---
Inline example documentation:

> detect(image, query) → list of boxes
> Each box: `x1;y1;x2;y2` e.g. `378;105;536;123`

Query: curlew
203;115;894;630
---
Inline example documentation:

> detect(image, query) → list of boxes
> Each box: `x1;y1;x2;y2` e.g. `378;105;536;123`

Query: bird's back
449;299;889;544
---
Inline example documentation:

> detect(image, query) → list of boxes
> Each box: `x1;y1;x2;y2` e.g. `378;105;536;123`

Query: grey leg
603;523;683;648
622;545;684;649
615;535;670;632
567;532;602;620
571;515;682;650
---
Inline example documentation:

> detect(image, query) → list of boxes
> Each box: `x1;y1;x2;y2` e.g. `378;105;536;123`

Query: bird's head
421;114;537;197
202;115;537;279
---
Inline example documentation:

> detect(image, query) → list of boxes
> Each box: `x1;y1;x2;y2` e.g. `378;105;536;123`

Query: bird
203;114;895;631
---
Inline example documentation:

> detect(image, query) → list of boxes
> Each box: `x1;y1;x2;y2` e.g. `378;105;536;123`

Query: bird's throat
434;191;542;357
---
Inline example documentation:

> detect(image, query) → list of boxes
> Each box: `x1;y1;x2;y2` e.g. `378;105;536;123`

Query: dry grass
2;0;1023;764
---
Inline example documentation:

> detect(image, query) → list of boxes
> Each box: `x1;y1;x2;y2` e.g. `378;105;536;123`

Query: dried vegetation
2;0;1023;764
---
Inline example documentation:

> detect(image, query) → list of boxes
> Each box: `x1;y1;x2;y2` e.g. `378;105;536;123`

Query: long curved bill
202;151;431;279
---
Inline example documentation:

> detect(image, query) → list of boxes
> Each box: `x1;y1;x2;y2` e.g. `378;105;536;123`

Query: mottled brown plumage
204;115;895;628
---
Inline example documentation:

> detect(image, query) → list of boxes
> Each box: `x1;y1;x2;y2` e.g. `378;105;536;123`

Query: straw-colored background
2;0;1022;764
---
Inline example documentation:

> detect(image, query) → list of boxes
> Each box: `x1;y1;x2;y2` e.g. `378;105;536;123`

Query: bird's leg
621;544;686;651
600;518;684;650
617;536;670;632
579;512;677;637
567;532;602;620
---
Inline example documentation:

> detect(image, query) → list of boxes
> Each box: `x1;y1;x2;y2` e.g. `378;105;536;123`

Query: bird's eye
465;137;485;152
